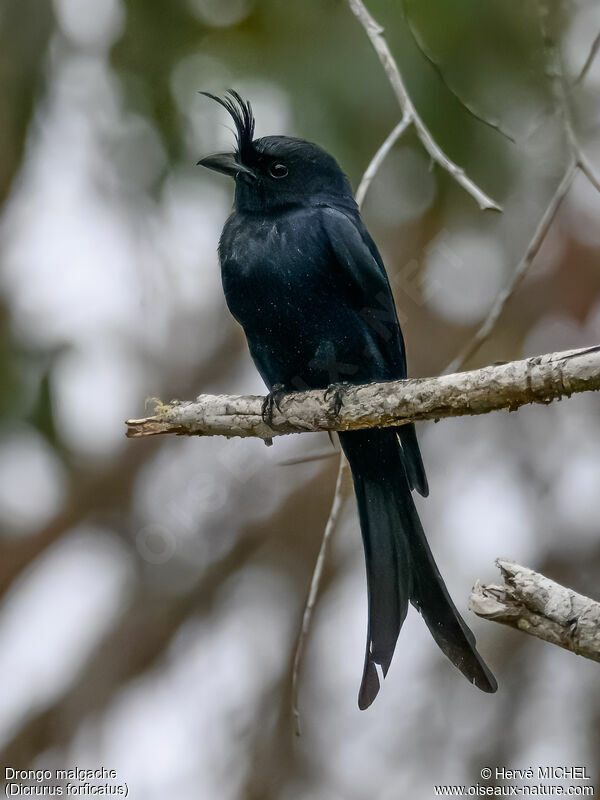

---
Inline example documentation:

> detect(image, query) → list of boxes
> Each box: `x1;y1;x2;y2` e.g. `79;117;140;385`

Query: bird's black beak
197;152;255;179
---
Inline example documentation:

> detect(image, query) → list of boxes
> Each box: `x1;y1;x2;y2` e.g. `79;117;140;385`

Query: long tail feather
339;428;496;709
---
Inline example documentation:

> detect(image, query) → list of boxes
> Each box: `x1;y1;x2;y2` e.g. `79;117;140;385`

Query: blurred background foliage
0;0;599;797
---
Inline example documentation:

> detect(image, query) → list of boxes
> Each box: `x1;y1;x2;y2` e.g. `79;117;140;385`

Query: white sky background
0;0;599;797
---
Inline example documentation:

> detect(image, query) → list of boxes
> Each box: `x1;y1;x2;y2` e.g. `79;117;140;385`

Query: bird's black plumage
199;91;497;707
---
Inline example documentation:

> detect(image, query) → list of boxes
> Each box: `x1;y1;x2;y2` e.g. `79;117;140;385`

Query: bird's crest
200;90;256;163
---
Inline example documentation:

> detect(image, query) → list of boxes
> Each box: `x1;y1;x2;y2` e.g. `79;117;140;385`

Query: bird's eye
269;163;288;179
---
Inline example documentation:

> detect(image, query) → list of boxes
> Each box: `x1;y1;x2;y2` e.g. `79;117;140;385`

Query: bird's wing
319;205;407;377
320;205;428;497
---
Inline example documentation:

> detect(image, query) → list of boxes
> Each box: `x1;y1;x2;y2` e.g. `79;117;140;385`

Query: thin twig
444;162;577;374
346;0;502;211
574;30;600;86
291;460;351;735
355;116;412;207
554;33;600;195
401;0;515;144
578;150;600;193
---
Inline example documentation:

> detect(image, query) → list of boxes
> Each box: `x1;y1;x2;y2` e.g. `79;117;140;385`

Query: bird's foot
261;383;286;430
324;381;350;417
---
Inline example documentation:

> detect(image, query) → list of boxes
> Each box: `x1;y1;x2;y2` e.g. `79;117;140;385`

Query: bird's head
198;90;355;214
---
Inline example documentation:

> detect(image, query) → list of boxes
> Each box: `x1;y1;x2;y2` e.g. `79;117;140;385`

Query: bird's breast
219;211;333;329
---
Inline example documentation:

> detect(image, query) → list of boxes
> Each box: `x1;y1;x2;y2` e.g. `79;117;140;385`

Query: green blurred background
0;0;599;797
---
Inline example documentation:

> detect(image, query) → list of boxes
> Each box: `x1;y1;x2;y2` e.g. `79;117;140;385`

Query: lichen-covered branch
470;559;600;662
126;344;600;441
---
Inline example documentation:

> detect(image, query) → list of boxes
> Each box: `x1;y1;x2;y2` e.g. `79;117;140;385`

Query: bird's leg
324;381;351;417
261;383;287;431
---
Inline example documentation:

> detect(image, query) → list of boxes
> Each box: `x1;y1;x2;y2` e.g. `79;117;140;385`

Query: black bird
198;90;497;708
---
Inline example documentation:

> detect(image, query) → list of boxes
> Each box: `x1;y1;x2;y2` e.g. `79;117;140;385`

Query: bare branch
291;459;352;735
126;345;600;441
574;30;600;86
355;116;412;207
444;163;577;374
470;559;600;662
578;150;600;194
346;0;502;211
556;49;600;195
447;9;600;372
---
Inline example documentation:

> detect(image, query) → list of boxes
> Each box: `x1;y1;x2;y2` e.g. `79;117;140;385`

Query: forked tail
339;428;497;709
